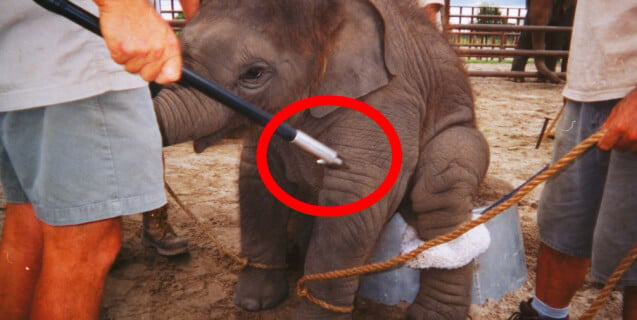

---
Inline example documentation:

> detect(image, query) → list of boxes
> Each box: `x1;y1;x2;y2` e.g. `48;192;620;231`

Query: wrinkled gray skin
153;0;489;319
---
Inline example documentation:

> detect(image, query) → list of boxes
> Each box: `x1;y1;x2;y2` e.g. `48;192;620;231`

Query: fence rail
451;24;572;32
456;49;569;57
446;13;572;80
158;3;571;80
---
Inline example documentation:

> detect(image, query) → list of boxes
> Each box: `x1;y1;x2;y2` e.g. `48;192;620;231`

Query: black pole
32;0;297;142
34;0;102;36
535;117;550;149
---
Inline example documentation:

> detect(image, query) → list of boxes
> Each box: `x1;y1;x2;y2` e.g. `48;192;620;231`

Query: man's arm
180;0;199;22
93;0;182;84
598;87;637;152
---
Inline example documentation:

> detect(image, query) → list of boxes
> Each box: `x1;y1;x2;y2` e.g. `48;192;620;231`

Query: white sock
531;295;570;319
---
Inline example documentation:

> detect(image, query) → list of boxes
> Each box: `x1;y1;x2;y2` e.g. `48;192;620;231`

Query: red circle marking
256;96;402;217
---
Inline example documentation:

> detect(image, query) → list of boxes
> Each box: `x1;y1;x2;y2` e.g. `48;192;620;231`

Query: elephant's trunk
532;30;563;83
153;84;239;147
534;55;563;83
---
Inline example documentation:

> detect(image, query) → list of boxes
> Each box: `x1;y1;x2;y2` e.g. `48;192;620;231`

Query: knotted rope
296;130;609;313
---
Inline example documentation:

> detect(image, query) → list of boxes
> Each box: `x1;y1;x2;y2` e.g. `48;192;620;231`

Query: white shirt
0;0;146;111
417;0;444;31
418;0;444;7
562;1;637;102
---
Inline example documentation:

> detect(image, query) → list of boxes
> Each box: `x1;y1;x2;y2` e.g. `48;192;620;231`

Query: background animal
510;0;577;83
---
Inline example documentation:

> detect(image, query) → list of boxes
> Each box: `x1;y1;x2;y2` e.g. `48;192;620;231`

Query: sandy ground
0;63;624;319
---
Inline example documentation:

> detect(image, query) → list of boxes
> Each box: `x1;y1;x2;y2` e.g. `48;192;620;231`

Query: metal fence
154;2;570;80
154;0;184;20
447;6;527;58
445;5;570;79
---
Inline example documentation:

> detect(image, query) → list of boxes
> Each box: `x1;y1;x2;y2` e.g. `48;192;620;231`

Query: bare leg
30;217;122;320
535;242;590;308
0;203;43;320
623;286;637;320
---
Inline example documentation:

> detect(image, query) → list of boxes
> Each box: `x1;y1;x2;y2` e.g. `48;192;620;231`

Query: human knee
84;219;122;268
93;222;122;265
1;203;43;252
43;218;122;268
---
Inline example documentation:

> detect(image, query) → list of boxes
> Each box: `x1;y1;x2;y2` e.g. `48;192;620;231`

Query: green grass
464;58;515;64
451;35;517;46
463;58;565;65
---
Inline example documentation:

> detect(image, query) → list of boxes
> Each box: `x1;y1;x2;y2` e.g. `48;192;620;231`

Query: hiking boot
508;299;569;320
142;205;189;256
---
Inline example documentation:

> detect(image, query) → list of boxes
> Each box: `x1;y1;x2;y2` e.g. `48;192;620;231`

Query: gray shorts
538;99;637;286
0;87;166;226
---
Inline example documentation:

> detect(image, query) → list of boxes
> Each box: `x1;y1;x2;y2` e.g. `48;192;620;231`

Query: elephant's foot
292;300;352;320
406;296;469;320
233;267;288;311
406;265;472;320
537;72;562;84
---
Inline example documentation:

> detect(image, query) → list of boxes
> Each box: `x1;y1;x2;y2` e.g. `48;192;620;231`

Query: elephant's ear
309;0;395;118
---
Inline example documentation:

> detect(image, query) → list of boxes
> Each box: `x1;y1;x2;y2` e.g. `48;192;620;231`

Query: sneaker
508;299;568;320
142;205;189;256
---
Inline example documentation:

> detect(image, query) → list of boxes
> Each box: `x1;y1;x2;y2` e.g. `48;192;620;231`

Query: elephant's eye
242;67;264;80
238;63;273;89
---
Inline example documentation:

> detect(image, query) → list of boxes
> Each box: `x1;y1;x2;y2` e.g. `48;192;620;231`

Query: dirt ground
0;63;624;319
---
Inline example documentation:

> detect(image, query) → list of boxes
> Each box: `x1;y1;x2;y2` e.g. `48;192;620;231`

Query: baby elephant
152;0;489;319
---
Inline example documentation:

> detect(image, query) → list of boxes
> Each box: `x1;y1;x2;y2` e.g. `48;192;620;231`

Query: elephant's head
153;0;396;151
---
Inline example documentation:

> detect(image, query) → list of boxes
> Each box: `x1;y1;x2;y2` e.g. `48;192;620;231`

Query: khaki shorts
538;99;637;286
0;88;166;226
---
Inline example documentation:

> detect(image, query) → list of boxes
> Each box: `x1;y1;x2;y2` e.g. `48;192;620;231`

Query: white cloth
417;0;444;7
562;1;637;102
0;0;146;111
417;0;444;31
400;214;491;269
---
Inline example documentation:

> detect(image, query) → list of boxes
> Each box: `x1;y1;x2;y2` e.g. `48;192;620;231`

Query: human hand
598;88;637;152
94;0;182;84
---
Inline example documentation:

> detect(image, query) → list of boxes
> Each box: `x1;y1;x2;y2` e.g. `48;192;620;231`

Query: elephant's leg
529;0;562;83
561;56;568;73
234;145;293;311
294;210;390;320
412;264;474;320
406;126;489;320
544;32;560;72
559;33;571;73
511;30;531;75
511;7;531;81
293;142;404;319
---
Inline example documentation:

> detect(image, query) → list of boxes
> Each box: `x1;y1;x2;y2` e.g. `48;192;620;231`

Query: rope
165;182;287;270
165;129;635;317
579;241;637;320
296;130;606;313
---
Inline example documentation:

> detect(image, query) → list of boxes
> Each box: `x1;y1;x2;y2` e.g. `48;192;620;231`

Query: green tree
477;5;504;24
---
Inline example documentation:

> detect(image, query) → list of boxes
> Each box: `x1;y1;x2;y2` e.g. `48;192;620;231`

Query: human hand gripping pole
33;0;344;168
